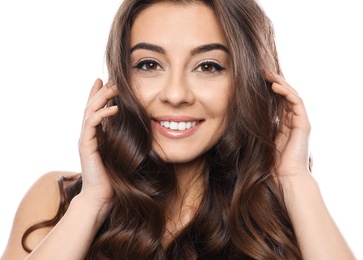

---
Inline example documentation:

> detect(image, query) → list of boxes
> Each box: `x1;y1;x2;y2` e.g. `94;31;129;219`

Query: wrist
71;193;112;225
277;170;316;190
277;171;320;208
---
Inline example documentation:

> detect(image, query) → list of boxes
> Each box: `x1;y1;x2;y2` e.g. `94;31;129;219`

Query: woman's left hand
266;73;356;260
266;72;312;181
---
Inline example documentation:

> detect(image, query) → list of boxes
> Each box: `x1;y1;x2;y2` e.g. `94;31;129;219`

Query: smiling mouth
158;120;200;131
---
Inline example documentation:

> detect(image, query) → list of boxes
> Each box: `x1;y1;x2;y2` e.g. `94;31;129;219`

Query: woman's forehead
130;2;227;48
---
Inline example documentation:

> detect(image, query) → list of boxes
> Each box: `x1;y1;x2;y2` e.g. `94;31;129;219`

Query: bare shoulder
1;171;81;260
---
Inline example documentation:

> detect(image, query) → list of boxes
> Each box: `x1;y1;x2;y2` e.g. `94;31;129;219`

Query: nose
159;71;195;106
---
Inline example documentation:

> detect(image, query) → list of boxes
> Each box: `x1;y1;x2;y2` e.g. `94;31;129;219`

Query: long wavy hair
22;0;303;259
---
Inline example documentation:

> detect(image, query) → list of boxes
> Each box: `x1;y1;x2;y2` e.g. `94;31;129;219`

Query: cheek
198;83;231;119
207;86;232;137
197;89;231;145
130;76;161;108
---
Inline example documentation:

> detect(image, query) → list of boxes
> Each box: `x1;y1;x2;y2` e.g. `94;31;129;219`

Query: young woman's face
130;2;232;164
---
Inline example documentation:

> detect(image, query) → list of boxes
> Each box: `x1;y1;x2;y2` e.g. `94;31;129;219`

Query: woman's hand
266;73;356;259
78;78;119;207
5;79;120;259
266;72;311;182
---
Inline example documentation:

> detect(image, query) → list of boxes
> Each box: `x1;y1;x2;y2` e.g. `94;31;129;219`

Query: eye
194;61;225;73
133;59;162;72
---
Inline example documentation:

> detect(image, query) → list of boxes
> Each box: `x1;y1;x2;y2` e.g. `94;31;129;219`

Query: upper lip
152;116;204;122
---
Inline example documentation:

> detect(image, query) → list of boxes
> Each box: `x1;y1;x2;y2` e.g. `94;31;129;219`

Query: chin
158;153;198;164
153;147;202;165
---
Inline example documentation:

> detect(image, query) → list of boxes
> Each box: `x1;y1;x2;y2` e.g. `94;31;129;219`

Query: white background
0;0;362;258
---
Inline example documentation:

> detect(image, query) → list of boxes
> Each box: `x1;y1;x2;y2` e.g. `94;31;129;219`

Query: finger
87;79;116;104
79;106;118;148
85;84;119;116
265;71;299;96
85;106;118;128
104;80;114;88
272;83;308;121
87;78;104;103
271;81;299;104
267;72;311;132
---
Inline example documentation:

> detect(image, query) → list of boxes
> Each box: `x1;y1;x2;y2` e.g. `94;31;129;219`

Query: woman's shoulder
24;171;81;204
1;171;80;259
38;170;81;184
17;170;81;224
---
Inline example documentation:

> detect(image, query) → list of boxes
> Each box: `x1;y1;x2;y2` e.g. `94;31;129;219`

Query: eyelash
133;59;225;74
194;61;225;73
133;59;162;72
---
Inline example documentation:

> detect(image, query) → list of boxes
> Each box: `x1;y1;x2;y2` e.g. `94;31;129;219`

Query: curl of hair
23;0;302;259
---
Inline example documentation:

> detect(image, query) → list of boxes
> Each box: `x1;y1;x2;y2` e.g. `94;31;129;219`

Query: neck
174;157;206;198
163;157;206;245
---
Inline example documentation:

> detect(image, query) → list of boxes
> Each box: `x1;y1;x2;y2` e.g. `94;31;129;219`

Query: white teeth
159;120;199;130
178;122;186;130
170;122;178;130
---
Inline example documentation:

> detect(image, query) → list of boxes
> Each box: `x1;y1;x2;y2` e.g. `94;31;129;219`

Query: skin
0;2;355;259
130;2;231;165
129;3;232;235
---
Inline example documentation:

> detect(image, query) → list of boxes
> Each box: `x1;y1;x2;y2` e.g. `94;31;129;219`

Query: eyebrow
130;42;229;55
130;42;165;54
190;43;229;55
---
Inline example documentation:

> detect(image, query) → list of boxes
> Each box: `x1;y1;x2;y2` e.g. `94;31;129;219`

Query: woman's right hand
77;78;119;207
1;79;120;259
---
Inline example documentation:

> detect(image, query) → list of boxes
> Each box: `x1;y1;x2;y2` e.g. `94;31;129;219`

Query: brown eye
134;59;162;71
145;62;157;70
195;61;225;73
201;64;213;72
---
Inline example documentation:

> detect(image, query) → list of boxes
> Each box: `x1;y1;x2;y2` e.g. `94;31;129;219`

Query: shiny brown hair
23;0;302;258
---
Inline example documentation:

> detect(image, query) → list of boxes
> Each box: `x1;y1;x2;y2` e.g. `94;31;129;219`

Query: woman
1;0;354;259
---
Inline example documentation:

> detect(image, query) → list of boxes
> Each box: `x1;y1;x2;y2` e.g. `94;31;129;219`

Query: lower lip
152;120;203;139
